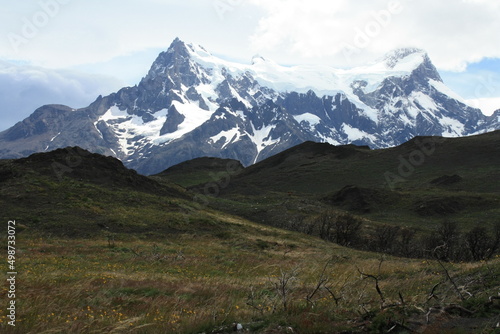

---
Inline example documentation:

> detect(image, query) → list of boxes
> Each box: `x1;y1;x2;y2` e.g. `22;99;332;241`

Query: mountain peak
380;47;442;82
143;38;197;84
383;47;427;68
167;37;187;50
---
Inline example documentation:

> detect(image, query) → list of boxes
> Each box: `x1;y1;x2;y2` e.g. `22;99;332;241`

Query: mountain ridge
0;38;498;174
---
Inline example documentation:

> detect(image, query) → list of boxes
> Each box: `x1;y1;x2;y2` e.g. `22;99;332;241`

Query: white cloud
466;97;500;116
0;0;259;68
2;0;182;67
0;62;122;131
248;0;500;71
1;0;499;72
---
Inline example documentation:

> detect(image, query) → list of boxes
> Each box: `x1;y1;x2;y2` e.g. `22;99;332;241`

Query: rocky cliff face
0;38;497;174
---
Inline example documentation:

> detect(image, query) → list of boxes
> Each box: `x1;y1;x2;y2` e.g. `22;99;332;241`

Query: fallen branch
427;281;444;302
432;244;464;301
324;285;342;306
356;266;385;306
306;259;331;305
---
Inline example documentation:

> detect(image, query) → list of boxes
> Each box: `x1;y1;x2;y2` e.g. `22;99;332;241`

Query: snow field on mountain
209;127;241;149
293;113;322;131
158;101;213;143
341;123;377;142
98;103;213;155
439;116;466;136
186;42;431;125
248;123;279;163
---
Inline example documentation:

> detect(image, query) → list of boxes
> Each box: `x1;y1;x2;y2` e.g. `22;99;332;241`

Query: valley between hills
1;131;499;333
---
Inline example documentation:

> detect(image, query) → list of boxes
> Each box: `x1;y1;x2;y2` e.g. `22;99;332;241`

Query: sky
0;0;499;131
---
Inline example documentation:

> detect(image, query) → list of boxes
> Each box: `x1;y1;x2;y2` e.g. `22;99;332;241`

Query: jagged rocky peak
382;47;442;82
142;38;206;88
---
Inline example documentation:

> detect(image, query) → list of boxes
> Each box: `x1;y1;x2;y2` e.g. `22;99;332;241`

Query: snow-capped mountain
0;38;497;175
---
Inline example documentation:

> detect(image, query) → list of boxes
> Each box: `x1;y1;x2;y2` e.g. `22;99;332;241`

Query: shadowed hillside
213;131;500;195
157;131;500;261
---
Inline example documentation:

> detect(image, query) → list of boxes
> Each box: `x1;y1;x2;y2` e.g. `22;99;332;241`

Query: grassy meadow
2;219;500;333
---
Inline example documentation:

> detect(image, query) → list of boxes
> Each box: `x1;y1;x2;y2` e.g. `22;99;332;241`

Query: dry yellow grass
1;214;499;333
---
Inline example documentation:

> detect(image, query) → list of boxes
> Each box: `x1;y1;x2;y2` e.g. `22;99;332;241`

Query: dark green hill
4;131;499;240
5;147;184;197
220;131;500;195
154;156;243;188
0;147;221;237
167;131;500;237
